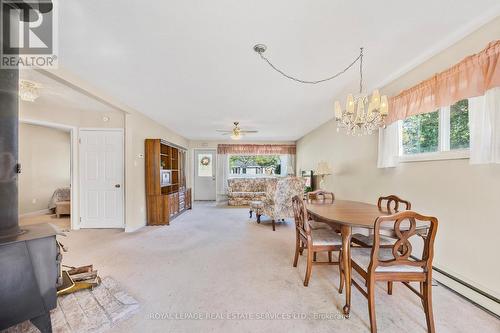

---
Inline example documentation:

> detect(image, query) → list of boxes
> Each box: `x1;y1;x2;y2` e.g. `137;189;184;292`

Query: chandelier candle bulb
380;95;389;115
346;94;355;113
371;89;381;108
334;101;342;119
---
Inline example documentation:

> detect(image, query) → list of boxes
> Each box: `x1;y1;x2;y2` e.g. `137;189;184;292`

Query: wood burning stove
0;2;57;331
0;225;59;332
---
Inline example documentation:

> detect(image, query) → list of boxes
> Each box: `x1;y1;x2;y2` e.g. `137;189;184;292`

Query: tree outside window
450;99;470;150
229;155;281;176
402;111;439;154
401;99;470;155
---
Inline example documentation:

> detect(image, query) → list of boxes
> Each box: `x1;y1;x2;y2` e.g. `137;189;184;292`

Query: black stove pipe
0;24;20;239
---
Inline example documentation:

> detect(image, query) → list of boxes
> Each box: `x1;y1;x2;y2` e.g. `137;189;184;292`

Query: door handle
115;184;121;188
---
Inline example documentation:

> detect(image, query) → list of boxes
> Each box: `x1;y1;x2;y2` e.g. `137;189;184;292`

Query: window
402;111;439;154
449;99;470;150
400;99;470;161
229;155;287;177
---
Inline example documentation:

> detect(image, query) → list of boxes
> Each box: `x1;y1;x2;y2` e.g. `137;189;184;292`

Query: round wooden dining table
306;200;392;316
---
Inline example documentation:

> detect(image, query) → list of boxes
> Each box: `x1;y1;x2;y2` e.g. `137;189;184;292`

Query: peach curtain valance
387;41;500;124
217;144;296;155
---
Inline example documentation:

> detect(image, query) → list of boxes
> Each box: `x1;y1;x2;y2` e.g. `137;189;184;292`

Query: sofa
227;178;276;206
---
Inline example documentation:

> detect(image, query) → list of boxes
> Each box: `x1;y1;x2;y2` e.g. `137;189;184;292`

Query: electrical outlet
140;207;144;213
32;198;37;204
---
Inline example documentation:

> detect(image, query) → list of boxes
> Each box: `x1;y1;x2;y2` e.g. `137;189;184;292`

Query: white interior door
194;149;216;200
80;129;124;228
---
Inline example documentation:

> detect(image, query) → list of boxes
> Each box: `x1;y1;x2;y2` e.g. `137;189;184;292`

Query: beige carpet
56;202;498;333
19;212;70;230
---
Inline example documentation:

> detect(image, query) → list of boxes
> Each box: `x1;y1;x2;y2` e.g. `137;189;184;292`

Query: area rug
2;277;139;333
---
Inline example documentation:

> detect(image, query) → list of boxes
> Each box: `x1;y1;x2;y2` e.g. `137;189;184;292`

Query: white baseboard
125;224;144;233
19;209;51;218
433;269;500;317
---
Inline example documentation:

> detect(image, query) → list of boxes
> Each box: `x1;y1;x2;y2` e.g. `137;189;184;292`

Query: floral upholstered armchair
261;176;305;231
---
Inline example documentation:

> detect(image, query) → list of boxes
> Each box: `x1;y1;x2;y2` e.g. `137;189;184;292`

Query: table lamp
315;161;332;189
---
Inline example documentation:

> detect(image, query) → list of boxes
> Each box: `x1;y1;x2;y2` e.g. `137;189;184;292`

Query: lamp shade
371;89;381;109
315;161;332;175
346;94;355;114
380;95;389;115
334;100;342;119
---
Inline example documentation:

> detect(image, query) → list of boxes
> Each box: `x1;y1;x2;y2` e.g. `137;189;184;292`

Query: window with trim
228;155;287;177
400;99;470;158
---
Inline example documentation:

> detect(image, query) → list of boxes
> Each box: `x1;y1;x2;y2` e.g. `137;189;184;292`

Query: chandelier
333;48;388;135
253;45;388;135
19;80;41;102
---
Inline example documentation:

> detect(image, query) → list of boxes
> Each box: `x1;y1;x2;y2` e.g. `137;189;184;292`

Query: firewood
78;276;100;285
67;265;93;275
70;270;98;282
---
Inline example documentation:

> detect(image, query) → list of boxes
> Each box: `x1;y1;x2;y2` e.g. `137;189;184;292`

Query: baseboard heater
432;266;500;318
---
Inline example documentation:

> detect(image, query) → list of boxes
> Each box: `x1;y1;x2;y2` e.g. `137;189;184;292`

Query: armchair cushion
261;177;305;220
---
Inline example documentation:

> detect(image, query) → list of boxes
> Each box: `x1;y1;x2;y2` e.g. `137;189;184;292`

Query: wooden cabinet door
186;188;192;209
147;195;170;225
174;193;179;214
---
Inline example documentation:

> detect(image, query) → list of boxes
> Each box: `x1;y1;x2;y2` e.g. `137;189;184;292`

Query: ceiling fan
216;122;258;140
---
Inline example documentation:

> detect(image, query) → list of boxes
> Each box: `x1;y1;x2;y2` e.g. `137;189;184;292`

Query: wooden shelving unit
145;139;191;225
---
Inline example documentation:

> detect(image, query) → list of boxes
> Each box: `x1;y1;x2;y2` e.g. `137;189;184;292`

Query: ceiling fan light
230;133;241;140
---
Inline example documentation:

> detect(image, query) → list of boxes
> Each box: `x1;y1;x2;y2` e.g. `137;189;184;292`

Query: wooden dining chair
378;195;411;212
345;211;438;333
305;190;337;261
292;196;343;288
306;190;335;231
351;195;412;248
307;190;335;203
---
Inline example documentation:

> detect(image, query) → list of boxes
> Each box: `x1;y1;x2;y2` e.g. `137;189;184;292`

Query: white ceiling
58;0;500;141
20;70;119;114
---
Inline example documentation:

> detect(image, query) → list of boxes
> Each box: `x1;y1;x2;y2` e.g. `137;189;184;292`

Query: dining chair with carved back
346;210;438;333
306;190;338;261
351;195;412;248
306;190;336;230
307;190;335;203
292;195;344;288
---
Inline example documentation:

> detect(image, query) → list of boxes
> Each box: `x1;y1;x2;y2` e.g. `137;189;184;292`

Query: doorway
194;149;216;201
79;129;124;228
18;119;77;230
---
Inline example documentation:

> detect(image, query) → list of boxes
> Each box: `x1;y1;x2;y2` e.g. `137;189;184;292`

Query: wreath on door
200;156;211;166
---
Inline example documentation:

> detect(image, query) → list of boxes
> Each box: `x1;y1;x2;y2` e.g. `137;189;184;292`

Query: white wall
296;17;500;302
124;113;188;232
18;123;71;215
20;72;189;232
